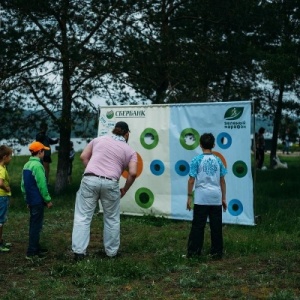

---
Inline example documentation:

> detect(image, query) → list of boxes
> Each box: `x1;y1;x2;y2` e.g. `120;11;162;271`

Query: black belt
84;173;114;181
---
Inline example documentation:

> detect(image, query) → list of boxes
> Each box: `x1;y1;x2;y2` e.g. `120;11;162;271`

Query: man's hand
120;188;127;198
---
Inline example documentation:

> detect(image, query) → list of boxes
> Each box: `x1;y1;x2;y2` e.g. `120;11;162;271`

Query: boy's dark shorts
43;155;52;163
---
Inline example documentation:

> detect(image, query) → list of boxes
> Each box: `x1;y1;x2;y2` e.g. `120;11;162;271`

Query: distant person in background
68;141;75;184
282;129;290;155
256;127;265;169
0;145;13;253
254;132;259;166
36;123;59;183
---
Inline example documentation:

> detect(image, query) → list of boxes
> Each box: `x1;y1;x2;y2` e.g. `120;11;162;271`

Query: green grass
1;152;300;300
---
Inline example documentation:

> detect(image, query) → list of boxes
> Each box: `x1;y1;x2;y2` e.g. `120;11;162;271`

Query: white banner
98;102;254;225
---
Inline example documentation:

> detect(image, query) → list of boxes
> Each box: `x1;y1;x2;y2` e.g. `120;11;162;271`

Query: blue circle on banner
228;199;243;216
150;160;165;176
175;160;190;176
217;132;232;149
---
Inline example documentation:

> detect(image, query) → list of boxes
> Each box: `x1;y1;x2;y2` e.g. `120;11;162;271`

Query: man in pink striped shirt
72;121;138;261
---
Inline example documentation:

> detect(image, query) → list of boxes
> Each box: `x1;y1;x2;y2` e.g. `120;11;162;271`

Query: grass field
0;153;299;300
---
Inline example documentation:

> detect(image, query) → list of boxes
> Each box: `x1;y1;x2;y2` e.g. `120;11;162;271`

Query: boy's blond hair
0;145;13;160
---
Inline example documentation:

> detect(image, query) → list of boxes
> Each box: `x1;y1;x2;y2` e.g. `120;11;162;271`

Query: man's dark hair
200;133;215;150
112;121;130;136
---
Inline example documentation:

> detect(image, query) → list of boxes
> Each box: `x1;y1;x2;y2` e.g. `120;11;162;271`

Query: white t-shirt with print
189;153;227;205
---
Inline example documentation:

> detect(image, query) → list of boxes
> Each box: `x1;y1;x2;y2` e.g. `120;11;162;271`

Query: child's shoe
0;240;12;247
0;244;10;252
25;253;47;261
38;247;48;254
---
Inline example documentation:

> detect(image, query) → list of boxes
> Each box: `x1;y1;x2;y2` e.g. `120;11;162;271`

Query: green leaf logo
224;107;244;120
106;110;114;119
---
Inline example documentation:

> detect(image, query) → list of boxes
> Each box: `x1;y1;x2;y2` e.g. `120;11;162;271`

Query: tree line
1;0;300;192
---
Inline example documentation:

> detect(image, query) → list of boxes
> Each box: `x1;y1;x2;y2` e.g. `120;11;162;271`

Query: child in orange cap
21;141;53;260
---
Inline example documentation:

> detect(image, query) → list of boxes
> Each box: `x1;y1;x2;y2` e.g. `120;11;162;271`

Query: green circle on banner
180;128;200;150
140;128;159;150
232;161;248;178
135;187;154;209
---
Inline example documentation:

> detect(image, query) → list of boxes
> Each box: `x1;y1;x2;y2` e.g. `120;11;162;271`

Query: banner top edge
99;101;253;109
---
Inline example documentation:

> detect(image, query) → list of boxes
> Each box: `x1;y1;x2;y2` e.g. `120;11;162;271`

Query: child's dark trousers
27;203;44;256
187;204;223;257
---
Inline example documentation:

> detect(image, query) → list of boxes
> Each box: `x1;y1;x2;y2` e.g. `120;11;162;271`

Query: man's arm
80;143;93;167
120;160;137;198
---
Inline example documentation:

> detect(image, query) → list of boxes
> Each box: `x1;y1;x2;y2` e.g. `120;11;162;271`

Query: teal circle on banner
150;160;165;176
175;160;190;176
228;199;243;216
232;160;248;178
217;132;232;149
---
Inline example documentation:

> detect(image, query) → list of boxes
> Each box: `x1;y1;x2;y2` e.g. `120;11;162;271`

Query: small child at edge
0;145;13;252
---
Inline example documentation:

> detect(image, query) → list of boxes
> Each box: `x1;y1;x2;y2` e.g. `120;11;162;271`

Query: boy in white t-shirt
186;133;227;259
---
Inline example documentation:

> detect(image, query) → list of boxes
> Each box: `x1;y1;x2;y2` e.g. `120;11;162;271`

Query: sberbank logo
106;110;114;119
224;107;244;120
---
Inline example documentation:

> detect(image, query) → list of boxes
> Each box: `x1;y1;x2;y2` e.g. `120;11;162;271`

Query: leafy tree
114;0;186;104
118;0;261;103
255;0;300;167
1;0;299;184
0;0;141;192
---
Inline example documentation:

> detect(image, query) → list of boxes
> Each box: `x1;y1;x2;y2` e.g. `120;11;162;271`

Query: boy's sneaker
209;253;223;260
74;253;85;262
25;253;47;261
107;252;122;259
0;240;12;247
38;248;48;254
0;245;10;252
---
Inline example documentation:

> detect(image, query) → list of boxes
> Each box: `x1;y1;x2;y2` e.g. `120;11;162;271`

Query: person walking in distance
256;127;265;169
68;141;75;184
36;122;59;184
72;121;138;261
186;133;227;259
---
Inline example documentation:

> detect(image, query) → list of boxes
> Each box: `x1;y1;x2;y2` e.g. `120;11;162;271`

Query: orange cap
29;141;50;152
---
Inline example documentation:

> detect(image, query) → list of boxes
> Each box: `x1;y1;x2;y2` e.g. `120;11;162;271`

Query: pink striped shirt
84;136;137;180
